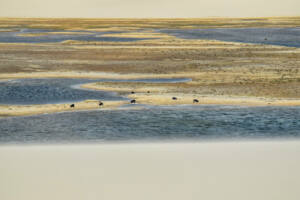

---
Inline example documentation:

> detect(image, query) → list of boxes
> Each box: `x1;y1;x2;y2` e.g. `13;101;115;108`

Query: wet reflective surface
0;78;190;105
0;28;149;43
1;105;300;144
160;27;300;47
2;27;300;46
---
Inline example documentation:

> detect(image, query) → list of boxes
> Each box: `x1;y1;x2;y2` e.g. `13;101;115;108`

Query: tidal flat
0;17;300;117
1;17;300;200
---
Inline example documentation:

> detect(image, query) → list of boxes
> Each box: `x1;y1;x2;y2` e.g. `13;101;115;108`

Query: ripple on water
0;105;300;144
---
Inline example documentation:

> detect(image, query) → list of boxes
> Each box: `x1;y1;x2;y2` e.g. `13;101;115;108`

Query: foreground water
0;105;299;144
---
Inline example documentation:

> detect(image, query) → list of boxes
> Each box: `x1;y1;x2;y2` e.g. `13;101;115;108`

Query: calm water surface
160;27;300;47
0;78;190;105
0;28;149;43
1;27;300;47
0;105;300;144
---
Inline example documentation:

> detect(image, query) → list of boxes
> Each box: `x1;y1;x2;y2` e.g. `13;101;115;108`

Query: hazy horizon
0;0;299;18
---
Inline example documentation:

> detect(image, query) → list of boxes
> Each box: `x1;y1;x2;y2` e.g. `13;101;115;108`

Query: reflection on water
0;105;299;144
160;27;300;47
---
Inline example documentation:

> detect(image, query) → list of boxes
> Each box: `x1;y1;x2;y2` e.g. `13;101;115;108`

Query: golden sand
17;32;93;37
0;100;127;117
1;17;300;30
100;32;173;38
82;82;300;106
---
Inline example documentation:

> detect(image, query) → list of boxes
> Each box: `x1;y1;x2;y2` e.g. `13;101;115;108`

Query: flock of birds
69;91;199;108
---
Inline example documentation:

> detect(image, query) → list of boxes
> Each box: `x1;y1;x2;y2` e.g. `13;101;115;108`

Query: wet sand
0;100;126;117
1;17;300;116
0;141;300;200
82;82;300;106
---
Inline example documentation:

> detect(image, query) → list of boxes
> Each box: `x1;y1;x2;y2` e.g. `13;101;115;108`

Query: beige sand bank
100;32;173;38
17;32;93;37
1;18;300;116
82;82;300;106
0;100;126;117
0;141;299;200
0;71;187;80
1;17;300;30
131;93;300;106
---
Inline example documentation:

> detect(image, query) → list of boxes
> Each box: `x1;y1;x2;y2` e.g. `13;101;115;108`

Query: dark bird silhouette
130;99;136;104
70;104;75;108
172;97;177;100
99;101;103;106
131;91;135;94
193;99;199;103
147;91;150;93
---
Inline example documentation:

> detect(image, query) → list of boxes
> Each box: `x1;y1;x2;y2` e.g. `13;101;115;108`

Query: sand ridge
82;82;300;106
0;100;127;117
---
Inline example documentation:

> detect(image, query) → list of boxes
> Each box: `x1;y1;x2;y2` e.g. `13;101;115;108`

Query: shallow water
0;78;190;105
160;27;300;47
2;27;300;46
0;105;299;144
0;78;123;104
0;28;149;43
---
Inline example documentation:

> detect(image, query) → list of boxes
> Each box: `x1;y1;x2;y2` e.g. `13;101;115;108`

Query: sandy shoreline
1;17;300;116
0;71;192;80
1;72;300;117
82;81;300;107
0;100;127;117
1;141;299;200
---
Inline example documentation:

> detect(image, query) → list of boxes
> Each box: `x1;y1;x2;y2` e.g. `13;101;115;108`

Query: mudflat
1;17;300;116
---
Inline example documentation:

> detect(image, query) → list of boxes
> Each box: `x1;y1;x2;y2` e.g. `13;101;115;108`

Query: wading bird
130;99;136;104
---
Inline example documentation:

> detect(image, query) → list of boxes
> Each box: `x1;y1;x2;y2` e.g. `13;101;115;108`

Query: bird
172;97;177;100
193;99;199;103
99;101;103;106
130;99;136;104
70;104;75;108
131;91;135;94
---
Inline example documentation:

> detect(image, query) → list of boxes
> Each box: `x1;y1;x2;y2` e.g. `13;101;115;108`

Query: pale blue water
0;105;300;144
0;28;149;43
159;27;300;47
1;27;300;47
0;78;190;105
0;78;299;144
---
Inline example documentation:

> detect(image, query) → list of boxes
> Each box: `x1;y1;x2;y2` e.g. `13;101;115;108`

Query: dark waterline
159;27;300;47
0;105;300;144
